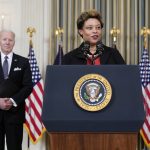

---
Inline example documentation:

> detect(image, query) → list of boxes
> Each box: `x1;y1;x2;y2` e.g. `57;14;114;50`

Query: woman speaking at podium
62;9;125;65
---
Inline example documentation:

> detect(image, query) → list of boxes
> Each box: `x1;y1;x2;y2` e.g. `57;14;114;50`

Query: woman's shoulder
102;44;125;64
65;48;79;56
62;44;85;64
64;45;83;57
103;45;115;51
103;45;121;54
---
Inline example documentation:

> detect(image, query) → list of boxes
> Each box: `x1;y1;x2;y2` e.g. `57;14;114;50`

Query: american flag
24;46;45;144
139;48;150;147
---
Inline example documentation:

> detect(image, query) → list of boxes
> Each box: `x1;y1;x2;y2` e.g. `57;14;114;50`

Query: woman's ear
78;29;83;38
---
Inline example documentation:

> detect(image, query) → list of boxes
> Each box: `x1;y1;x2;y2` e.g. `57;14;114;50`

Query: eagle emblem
84;83;102;102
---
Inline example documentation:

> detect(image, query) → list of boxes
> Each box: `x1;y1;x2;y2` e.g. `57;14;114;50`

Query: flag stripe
141;125;150;142
26;96;41;135
30;92;42;115
38;79;44;93
142;86;150;115
29;113;41;135
25;121;36;141
30;95;42;122
32;88;43;112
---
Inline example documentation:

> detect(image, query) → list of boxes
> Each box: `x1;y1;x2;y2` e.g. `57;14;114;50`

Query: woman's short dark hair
77;9;104;30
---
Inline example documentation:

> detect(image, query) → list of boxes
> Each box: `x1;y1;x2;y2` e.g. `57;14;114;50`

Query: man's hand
0;98;13;110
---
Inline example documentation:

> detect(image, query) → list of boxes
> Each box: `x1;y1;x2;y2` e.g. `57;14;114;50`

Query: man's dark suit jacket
62;42;126;65
0;53;32;124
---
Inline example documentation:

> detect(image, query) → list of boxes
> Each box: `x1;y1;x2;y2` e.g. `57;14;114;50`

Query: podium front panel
42;65;145;132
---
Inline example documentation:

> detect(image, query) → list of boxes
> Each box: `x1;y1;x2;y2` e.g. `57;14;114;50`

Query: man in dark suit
0;30;32;150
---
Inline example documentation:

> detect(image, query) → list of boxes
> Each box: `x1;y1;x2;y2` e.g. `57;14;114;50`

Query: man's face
0;31;15;55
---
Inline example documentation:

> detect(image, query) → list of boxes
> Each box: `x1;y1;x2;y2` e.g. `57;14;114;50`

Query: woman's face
79;18;102;45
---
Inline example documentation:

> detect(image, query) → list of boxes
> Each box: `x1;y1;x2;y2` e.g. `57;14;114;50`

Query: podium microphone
82;41;103;65
82;41;91;56
87;41;104;65
96;41;104;56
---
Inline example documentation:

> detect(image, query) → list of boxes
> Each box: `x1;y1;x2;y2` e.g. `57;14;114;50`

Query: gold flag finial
140;27;150;49
110;27;120;43
55;27;63;45
27;27;36;48
55;27;63;36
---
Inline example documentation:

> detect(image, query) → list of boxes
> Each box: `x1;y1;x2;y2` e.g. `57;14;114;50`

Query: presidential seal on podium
74;74;112;111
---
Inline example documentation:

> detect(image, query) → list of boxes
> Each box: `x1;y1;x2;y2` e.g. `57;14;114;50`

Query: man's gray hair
0;29;15;39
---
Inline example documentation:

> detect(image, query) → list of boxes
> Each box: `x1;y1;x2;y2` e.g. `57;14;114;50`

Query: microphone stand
82;41;103;65
84;50;102;65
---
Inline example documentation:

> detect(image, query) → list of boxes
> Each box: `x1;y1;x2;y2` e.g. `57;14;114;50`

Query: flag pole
110;27;120;49
54;27;64;65
55;27;63;52
26;27;36;150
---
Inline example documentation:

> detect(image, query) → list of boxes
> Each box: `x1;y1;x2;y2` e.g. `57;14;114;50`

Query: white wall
0;0;50;149
0;0;22;54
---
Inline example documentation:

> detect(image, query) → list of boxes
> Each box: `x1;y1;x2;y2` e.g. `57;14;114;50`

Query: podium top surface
42;65;145;132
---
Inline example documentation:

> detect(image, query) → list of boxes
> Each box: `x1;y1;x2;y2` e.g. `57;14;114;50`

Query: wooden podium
49;133;137;150
42;65;145;150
